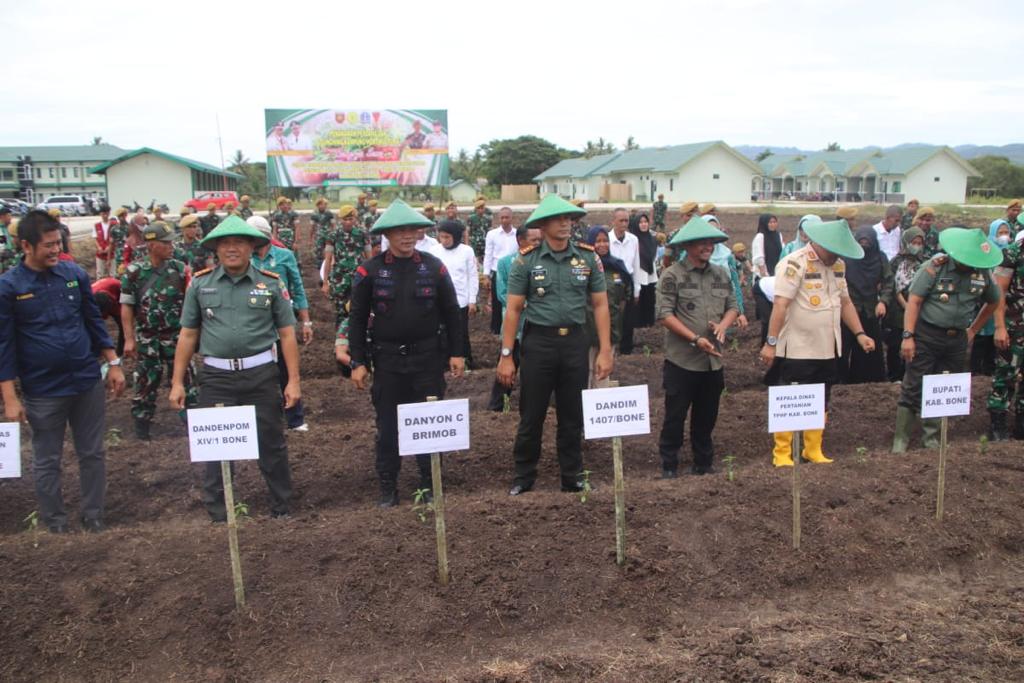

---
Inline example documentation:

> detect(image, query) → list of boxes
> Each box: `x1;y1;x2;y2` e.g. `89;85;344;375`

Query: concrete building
90;147;242;211
533;142;762;203
448;179;480;204
0;144;126;202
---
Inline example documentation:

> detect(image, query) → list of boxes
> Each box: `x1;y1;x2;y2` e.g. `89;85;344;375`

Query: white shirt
429;243;479;308
633;235;659;287
483;225;519;274
873;221;901;261
380;234;439;252
609;229;642;298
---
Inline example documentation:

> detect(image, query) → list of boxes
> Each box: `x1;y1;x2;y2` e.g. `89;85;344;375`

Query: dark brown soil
2;210;1022;682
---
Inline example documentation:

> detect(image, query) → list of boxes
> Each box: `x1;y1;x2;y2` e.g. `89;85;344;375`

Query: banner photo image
265;109;449;188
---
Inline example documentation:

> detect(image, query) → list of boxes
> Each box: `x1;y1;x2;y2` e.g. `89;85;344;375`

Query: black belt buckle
398;344;410;356
230;358;242;371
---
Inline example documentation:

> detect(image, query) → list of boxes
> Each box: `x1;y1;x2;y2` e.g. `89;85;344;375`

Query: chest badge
809;295;821;306
939;293;950;302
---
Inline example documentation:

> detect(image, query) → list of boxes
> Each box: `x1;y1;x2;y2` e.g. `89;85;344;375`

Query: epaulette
192;267;213;277
576;242;595;251
258;268;281;279
519;244;537;255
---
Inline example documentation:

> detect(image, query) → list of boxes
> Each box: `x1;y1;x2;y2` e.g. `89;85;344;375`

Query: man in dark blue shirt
0;211;126;533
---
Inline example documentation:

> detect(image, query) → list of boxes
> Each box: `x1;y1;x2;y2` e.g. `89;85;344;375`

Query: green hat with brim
201;214;269;248
938;227;1003;269
524;194;586;229
667;215;728;247
803;219;864;260
370;198;433;234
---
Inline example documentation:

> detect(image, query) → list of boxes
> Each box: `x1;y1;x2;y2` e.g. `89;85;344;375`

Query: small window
669;179;674;192
893;181;902;193
60;167;67;178
934;176;940;182
35;168;41;179
48;168;54;178
713;173;720;180
0;170;11;181
73;168;79;178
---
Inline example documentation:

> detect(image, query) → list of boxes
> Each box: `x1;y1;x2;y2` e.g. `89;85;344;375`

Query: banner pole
792;430;801;551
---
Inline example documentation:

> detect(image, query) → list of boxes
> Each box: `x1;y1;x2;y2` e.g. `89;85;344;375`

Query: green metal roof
760;146;979;179
533;153;619;181
535;142;760;181
0;143;126;163
88;147;244;179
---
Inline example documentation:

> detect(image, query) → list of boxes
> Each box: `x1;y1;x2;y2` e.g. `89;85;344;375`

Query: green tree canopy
967;156;1024;198
479;136;566;186
755;148;773;162
825;142;842;151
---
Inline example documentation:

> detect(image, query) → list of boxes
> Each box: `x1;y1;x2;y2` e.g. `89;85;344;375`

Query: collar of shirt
679;257;710;274
539;239;578;262
215;264;256;284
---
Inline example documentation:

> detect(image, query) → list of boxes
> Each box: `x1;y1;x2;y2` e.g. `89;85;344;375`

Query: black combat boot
133;418;151;441
1014;411;1024;440
378;476;399;508
416;455;434;503
988;411;1010;442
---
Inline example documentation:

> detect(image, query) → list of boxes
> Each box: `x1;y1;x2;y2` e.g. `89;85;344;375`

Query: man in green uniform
110;207;129;271
986;231;1024;440
0;205;18;275
169;216;300;521
198;203;220;237
322;204;371;327
311;197;336;264
120;222;195;440
237;195;254;220
893;228;1002;451
271;196;300;255
568;199;588;244
172;214;212;273
498;194;613;495
914;206;940;259
355;193;370;224
466;199;492;261
363;199;379;230
900;198;920;231
652;193;668;232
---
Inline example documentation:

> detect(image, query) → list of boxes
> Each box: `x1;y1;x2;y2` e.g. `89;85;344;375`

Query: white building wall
673;148;756;203
105;153;192;210
901;152;969;204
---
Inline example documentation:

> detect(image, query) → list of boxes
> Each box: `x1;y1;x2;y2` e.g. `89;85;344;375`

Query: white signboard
768;384;826;433
921;373;972;419
398;399;470;456
0;422;21;478
582;385;651;439
187;406;259;462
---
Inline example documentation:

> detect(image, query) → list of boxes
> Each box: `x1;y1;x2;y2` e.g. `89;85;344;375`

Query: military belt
372;337;439;356
920;320;964;338
526;323;581;337
204;349;275;371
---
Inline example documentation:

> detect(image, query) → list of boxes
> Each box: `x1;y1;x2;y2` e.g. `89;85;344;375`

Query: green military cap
370;198;433;234
201;214;269;248
142;221;175;242
938;227;1002;269
668;215;728;246
803;219;864;260
524;194;585;229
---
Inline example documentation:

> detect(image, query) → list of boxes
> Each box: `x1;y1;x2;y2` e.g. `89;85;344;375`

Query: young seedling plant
502;394;511;415
578;469;593;504
412;488;434;524
856;446;868;463
104;428;122;448
723;455;737;482
979;434;989;455
233;500;249;519
643;345;652;358
24;510;39;548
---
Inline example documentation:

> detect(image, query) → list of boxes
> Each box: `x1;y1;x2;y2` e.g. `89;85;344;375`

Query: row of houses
534;142;979;205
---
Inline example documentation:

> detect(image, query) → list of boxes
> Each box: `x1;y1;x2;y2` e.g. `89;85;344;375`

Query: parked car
184;191;239;212
1;198;30;215
36;195;89;216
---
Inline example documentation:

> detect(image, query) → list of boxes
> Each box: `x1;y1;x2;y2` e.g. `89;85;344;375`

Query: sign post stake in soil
791;429;801;551
768;383;825;552
220;459;245;610
426;396;449;587
608;381;627;567
920;372;971;522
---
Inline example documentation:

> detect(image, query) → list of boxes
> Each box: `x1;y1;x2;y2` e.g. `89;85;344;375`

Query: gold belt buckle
558;327;570;336
947;329;958;337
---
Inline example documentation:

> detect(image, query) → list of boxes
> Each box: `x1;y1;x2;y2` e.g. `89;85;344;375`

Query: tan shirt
655;258;737;371
773;244;849;360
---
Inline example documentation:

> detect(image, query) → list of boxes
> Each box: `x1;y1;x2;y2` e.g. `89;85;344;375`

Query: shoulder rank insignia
519;244;538;255
192;267;213;277
258;268;280;279
576;242;595;251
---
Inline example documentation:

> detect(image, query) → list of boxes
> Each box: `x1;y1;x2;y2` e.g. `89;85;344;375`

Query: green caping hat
370;198;434;234
803;219;864;260
667;215;729;246
200;214;269;248
523;194;586;228
938;227;1003;269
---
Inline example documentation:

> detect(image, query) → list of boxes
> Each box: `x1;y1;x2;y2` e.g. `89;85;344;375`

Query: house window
934;177;940;182
712;173;720;180
61;167;67;178
893;181;902;193
0;170;12;181
35;168;41;179
73;167;79;178
48;168;54;178
796;182;803;191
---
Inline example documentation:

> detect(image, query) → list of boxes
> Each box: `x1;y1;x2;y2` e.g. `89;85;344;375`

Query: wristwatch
500;347;513;357
350;360;365;371
855;331;867;338
690;335;704;348
902;330;915;339
766;336;778;347
108;357;122;367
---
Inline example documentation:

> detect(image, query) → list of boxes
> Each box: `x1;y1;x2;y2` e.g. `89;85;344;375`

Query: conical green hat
938;227;1003;269
201;214;269;248
803;219;864;260
523;194;585;228
667;215;728;246
370;198;433;234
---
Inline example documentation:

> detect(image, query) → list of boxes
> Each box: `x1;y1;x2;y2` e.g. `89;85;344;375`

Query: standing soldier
322;205;371;327
913;206;940;258
0;205;18;275
120;221;195;440
893;228;1002;451
223;202;236;217
355;192;370;224
569;199;588;244
498;195;613;495
466;199;492;262
988;231;1024;440
656;217;740;477
237;195;254;220
422;202;438;233
444;201;459;222
346;200;464;507
199;203;220;237
759;220;874;466
363;199;379;230
311;197;336;265
652;193;668;233
271;197;299;255
110;207;130;271
173;214;212;273
169;216;301;521
901;198;920;231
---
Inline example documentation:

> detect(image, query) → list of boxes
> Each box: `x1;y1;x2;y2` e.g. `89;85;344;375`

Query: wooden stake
792;430;801;551
221;460;246;611
936;416;948;521
609;380;626;566
426;396;449;586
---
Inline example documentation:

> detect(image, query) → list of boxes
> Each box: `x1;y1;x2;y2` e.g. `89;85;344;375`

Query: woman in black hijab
629;212;658;328
751;213;782;344
839;225;892;384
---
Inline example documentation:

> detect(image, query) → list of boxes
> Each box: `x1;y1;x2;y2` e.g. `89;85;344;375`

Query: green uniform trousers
898;321;967;413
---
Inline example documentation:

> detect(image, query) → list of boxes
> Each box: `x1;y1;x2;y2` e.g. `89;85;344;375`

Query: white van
36;195;88;216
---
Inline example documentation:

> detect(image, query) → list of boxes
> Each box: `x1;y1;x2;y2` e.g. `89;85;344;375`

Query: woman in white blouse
430;220;480;369
629;212;659;328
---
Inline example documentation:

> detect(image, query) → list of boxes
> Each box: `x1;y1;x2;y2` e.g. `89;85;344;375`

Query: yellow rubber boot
801;429;833;463
773;432;794;467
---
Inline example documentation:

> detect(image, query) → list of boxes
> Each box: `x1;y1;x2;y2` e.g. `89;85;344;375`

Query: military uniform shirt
237;206;254;220
180;264;296;359
506;241;606;327
994;242;1024;329
119;258;188;339
910;256;1000;330
773;244;850;360
656;259;738;372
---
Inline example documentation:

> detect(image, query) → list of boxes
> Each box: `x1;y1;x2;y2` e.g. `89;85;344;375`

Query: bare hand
966;328;977;345
901;338;915;362
708;320;728;344
496;355;517;388
995;326;1010;350
468;304;477;316
875;302;887;318
335;347;351;366
595;348;614;380
169;382;186;410
449;357;465;378
759;343;776;366
696;337;722;357
106;366;126;397
735;314;749;329
301;324;314;345
321;283;330;297
123;339;137;360
283;380;301;409
4;396;26;423
351;365;369;390
857;334;876;353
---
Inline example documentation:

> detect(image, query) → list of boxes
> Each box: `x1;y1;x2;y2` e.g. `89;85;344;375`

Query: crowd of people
0;192;1021;530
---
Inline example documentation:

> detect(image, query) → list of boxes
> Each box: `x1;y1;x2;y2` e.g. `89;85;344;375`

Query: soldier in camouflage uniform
0;206;19;275
363;199;379;230
466;199;492;260
311;197;336;263
199;203;221;237
987;236;1024;440
913;206;940;258
422;202;438;238
172;214;212;273
652;194;668;232
237;195;254;220
355;193;370;225
900;198;920;231
322;205;370;327
271;196;300;254
124;214;151;269
569;199;588;244
110;207;129;267
119;222;196;440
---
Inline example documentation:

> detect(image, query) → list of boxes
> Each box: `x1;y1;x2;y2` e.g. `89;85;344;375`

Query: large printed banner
265;109;449;188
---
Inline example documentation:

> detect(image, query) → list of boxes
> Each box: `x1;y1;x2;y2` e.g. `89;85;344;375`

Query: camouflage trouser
329;278;353;329
471;233;486;260
986;333;1024;413
132;337;196;422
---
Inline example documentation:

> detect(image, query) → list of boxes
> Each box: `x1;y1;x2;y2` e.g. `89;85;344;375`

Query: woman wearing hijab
839;226;893;384
430;219;479;369
585;226;631;387
629;213;658;328
751;213;782;344
781;214;821;258
970;220;1014;375
885;227;926;381
705;215;748;328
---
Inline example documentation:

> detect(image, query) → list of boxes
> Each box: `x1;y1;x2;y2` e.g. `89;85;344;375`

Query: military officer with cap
568;199;588;244
466;199;492;260
0;204;17;274
322;204;371;327
271;197;300;255
499;194;613;495
652;194;668;233
169;216;301;521
347;199;464;508
311;197;336;264
893;228;1002;451
760;220;874;466
173;214;212;273
199;203;220;237
237;195;254;220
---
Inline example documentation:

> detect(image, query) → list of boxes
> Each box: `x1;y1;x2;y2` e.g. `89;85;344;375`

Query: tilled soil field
1;210;1022;682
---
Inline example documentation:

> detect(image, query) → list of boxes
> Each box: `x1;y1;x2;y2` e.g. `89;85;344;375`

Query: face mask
997;235;1011;246
907;245;923;256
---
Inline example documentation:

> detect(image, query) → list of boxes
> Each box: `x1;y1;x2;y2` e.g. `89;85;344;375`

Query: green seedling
723;455;736;482
729;337;740;353
578;469;593;504
412;488;434;524
856;446;868;463
105;428;122;448
233;501;249;519
720;387;729;398
502;394;511;415
24;510;39;548
979;435;989;455
643;345;652;358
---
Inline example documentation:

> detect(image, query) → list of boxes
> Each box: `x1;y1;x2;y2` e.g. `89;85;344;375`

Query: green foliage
412;488;434;524
450;148;485;184
24;511;39;548
233;501;249;519
723;455;736;482
582;138;616;158
229;150;269;201
480;136;566;186
979;434;989;455
624;136;640;151
502;394;511;415
825;142;842;152
856;446;868;463
967;156;1024;199
755;148;773;162
578;470;593;504
104;428;122;448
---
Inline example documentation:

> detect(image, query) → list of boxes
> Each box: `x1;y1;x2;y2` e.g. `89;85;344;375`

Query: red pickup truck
184;191;239;212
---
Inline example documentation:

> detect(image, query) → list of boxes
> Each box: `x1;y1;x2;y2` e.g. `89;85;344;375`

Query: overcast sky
3;0;1020;167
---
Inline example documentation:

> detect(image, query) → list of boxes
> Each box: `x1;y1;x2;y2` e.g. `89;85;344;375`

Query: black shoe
47;524;69;534
989;411;1010;442
271;510;291;519
690;465;715;475
133;419;151;441
508;483;533;496
1014;412;1024;440
81;518;105;533
378;490;399;508
661;468;678;479
561;480;595;493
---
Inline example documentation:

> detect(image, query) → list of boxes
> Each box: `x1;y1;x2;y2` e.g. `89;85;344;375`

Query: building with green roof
0;144;126;202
